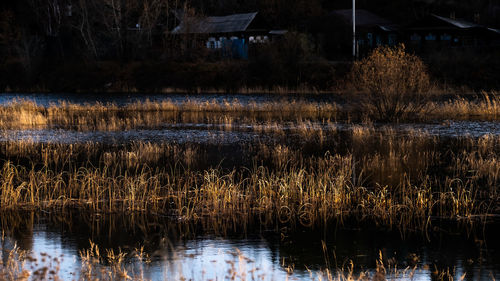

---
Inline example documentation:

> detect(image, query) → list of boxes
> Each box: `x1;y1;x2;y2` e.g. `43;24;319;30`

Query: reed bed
428;92;499;120
0;93;498;132
0;99;340;131
0;133;497;228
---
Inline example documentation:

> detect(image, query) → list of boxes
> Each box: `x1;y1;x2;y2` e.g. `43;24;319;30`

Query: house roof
269;30;288;35
488;28;500;35
171;12;258;34
406;14;500;37
430;14;481;29
331;9;392;27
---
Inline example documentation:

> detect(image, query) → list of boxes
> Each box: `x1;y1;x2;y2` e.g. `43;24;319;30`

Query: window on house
440;34;452;41
388;34;397;46
367;33;373;47
410;33;421;41
207;38;217;49
425;33;437;41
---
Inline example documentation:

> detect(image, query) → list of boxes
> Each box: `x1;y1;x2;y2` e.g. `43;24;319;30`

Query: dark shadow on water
1;210;499;280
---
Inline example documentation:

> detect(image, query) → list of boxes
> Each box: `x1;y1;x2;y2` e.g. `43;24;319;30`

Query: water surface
1;120;498;145
0;93;498;280
0;92;341;107
1;212;499;281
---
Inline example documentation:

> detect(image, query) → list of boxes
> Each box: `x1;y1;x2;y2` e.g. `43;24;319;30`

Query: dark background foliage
0;0;499;92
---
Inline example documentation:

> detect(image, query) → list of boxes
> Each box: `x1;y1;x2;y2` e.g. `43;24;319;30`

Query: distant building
404;14;500;51
171;12;279;59
329;9;399;56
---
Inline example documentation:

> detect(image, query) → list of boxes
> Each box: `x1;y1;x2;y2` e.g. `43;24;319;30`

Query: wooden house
404;14;500;51
171;12;275;59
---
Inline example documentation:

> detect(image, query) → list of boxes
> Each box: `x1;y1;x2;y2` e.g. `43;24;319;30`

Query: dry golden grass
0;133;497;228
427;92;499;120
0;99;340;131
0;95;498;133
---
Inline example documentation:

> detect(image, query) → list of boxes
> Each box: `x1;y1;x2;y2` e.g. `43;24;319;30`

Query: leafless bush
351;45;431;121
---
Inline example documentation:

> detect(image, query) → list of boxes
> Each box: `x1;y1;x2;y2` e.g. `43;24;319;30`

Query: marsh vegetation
0;93;498;132
0;124;498;227
0;89;498;280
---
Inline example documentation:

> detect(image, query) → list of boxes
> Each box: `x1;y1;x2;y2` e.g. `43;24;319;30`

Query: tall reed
0;135;497;228
0;95;498;132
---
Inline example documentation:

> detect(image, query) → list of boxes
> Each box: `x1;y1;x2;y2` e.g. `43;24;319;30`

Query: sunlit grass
0;133;497;228
0;93;498;132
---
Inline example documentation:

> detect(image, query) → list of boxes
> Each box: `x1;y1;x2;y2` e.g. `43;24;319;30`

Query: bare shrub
351;45;431;121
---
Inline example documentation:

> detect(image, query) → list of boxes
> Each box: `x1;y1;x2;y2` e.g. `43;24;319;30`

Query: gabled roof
406;13;500;36
331;9;392;27
488;28;500;35
171;12;258;34
407;14;484;31
431;14;480;29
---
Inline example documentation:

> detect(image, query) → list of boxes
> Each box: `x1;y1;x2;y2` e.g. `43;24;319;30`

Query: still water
1;120;499;145
0;93;499;280
1;212;499;280
0;92;342;107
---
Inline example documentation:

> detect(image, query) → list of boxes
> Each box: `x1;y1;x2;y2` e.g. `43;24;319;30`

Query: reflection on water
392;121;500;138
1;212;499;280
1;121;498;145
1;128;268;145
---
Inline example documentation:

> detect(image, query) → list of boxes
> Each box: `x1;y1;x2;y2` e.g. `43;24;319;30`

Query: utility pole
352;0;356;59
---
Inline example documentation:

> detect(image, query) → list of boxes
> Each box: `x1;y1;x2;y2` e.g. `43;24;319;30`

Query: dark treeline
1;0;499;92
